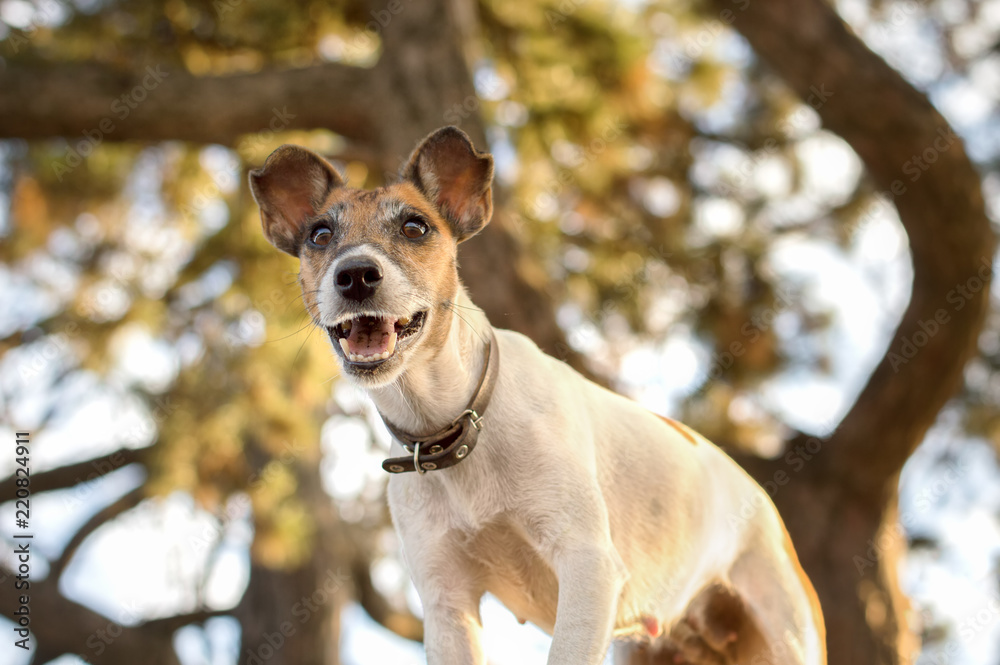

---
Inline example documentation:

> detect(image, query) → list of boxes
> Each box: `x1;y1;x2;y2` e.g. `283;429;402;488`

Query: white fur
320;280;823;664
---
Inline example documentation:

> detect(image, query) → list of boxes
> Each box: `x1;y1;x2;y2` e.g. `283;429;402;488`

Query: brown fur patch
254;129;495;377
293;181;463;359
657;415;699;446
644;583;769;665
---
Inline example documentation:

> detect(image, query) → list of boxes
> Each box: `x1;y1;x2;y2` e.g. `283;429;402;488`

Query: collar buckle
453;409;484;431
379;329;499;474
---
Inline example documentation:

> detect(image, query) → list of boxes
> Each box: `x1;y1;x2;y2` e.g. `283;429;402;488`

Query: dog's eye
310;226;333;247
401;218;428;239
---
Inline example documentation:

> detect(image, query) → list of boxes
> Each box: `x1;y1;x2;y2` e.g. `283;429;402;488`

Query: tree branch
715;0;994;498
691;3;996;665
0;447;146;503
1;43;599;380
49;486;146;580
351;558;423;643
0;61;379;147
366;0;602;380
0;568;224;664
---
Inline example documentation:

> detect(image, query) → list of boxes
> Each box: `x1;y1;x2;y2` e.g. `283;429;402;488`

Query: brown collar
380;328;500;474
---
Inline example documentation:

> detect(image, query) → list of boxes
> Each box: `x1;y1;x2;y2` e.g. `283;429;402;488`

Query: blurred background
1;0;999;664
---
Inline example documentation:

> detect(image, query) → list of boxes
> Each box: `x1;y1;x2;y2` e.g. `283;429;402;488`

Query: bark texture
234;457;345;665
0;61;378;147
699;1;991;664
0;570;226;664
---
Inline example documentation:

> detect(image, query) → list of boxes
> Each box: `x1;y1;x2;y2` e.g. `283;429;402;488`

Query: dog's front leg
402;547;486;665
547;544;626;665
391;490;487;664
422;601;486;665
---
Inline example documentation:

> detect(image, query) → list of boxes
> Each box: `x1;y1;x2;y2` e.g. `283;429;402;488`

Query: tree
1;0;995;663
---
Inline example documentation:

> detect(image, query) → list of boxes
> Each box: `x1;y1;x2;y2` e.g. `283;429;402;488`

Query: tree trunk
0;7;591;378
627;0;993;661
362;0;594;373
234;560;344;665
622;1;993;664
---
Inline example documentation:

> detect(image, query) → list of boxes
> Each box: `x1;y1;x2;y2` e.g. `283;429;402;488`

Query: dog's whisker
320;370;341;386
292;320;321;363
445;303;487;345
291;289;322;305
389;377;419;422
264;320;315;344
443;301;480;311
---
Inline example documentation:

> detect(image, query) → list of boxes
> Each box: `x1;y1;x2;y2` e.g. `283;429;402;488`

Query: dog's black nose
335;259;383;301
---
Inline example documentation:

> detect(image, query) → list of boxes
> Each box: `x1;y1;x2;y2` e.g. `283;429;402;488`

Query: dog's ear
402;126;494;243
249;145;345;256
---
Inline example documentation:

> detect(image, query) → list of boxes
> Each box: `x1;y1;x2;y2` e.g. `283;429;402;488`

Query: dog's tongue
347;316;396;356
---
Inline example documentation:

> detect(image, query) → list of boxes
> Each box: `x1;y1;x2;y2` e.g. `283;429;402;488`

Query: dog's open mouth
327;311;426;364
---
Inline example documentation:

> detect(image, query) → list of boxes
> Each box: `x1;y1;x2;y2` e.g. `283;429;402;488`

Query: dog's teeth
398;316;411;326
387;332;397;355
342;320;352;333
344;347;394;363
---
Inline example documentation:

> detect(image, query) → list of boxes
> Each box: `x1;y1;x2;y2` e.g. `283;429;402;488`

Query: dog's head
250;126;494;387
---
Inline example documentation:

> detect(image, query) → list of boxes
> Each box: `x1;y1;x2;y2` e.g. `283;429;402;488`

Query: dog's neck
368;288;490;437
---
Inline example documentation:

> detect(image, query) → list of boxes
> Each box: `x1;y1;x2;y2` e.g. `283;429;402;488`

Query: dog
250;126;826;665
